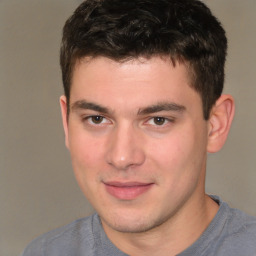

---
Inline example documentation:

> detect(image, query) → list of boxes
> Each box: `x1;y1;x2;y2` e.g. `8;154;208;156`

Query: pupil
92;116;103;124
154;117;165;125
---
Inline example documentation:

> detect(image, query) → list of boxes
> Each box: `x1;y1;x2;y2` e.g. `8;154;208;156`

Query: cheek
69;127;102;161
148;126;206;179
149;133;191;165
150;132;207;207
68;136;104;201
68;130;106;183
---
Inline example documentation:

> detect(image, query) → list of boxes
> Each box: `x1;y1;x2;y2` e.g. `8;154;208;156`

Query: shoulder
224;205;256;241
21;214;98;256
214;198;256;255
211;196;256;235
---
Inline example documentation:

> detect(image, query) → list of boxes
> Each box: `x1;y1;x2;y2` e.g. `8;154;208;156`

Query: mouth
103;181;154;200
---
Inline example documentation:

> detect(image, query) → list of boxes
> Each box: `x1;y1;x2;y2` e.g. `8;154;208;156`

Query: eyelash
146;116;174;126
82;115;174;128
83;115;111;125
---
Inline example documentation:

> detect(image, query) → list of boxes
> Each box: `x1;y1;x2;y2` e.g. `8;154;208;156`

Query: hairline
66;53;202;117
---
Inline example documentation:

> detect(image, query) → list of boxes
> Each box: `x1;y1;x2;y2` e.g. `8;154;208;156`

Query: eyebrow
71;100;186;116
71;100;110;114
137;102;186;115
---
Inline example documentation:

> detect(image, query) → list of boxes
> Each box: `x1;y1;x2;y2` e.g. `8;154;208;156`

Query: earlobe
60;95;70;149
207;94;235;153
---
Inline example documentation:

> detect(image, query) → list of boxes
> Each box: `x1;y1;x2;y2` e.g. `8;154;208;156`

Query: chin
100;210;168;234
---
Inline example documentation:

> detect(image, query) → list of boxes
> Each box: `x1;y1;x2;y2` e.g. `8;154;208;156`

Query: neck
102;194;219;256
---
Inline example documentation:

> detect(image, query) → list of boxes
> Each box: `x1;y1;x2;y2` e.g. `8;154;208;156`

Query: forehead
70;56;200;113
71;56;191;89
72;55;191;80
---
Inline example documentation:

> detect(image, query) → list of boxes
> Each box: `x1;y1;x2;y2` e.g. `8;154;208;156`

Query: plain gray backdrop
1;1;256;255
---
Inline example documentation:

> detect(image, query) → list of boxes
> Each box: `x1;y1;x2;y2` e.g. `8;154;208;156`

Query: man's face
61;56;210;233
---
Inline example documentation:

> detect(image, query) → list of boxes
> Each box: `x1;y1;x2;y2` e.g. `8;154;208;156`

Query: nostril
106;150;146;171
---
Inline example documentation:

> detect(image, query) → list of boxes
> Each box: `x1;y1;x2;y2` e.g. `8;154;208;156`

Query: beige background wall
1;1;255;255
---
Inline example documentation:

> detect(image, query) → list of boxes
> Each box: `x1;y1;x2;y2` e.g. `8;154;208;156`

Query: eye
84;115;111;125
152;117;166;125
147;116;171;126
90;116;104;124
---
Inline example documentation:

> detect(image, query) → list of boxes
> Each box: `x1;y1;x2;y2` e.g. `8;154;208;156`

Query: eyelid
82;114;112;125
144;116;175;126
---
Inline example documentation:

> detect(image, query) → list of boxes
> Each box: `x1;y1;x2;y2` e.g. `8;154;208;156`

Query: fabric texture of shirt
21;196;256;256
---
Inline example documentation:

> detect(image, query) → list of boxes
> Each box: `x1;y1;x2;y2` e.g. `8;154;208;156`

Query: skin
60;56;234;255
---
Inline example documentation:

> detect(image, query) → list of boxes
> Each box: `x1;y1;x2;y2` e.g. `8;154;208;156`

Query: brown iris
91;116;104;124
153;117;166;125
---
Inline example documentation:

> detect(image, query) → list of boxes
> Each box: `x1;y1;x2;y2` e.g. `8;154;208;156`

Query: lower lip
104;183;153;200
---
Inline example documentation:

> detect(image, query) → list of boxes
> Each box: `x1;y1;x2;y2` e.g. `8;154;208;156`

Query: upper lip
103;181;154;187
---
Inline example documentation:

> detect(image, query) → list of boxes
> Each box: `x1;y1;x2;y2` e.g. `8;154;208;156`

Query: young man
22;0;256;255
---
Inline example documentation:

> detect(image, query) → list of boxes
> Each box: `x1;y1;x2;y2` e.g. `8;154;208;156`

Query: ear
207;94;235;153
60;95;70;149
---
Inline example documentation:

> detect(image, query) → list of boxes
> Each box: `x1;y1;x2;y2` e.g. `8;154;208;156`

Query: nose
106;124;145;170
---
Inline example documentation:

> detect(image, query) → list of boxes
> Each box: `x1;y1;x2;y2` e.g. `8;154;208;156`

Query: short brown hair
60;0;227;119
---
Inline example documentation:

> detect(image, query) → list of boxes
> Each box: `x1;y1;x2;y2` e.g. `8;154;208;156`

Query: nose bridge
106;121;145;170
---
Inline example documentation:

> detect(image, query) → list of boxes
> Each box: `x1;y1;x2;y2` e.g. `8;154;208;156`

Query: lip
103;181;154;200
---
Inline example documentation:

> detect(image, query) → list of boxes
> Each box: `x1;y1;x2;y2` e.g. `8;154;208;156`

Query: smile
103;181;154;200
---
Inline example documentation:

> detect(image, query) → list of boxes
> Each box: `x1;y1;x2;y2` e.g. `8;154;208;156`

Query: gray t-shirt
21;197;256;256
